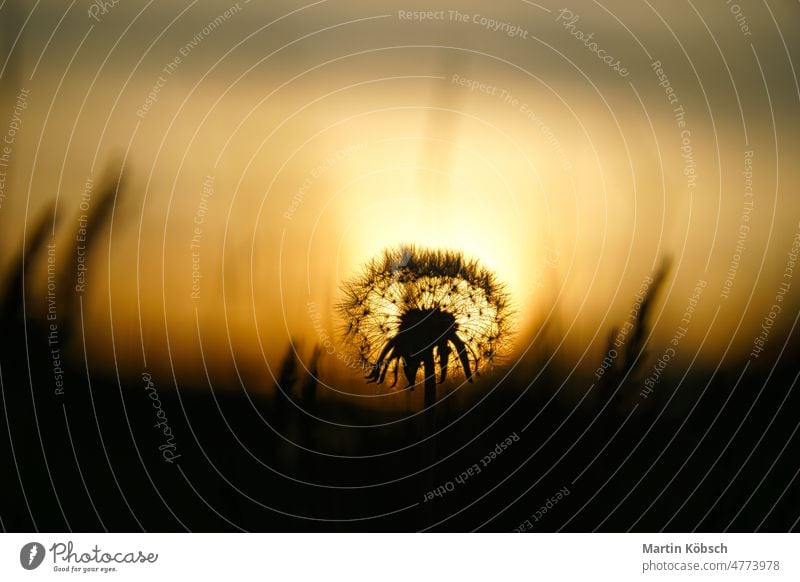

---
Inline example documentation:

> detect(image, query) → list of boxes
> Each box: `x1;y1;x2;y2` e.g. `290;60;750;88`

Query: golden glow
5;53;799;388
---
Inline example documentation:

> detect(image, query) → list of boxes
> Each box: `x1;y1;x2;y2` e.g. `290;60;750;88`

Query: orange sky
1;0;799;391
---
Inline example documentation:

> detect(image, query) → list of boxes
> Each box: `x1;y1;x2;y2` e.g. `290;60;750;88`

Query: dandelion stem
423;352;437;408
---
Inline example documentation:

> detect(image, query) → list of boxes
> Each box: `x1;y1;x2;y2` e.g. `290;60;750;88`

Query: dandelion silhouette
337;245;513;406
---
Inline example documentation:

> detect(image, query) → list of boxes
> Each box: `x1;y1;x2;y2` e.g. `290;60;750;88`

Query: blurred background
1;0;799;532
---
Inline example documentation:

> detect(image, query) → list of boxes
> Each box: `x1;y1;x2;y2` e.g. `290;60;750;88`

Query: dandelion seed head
337;245;514;387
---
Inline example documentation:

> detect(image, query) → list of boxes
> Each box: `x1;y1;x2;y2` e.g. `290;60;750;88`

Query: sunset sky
2;0;799;391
